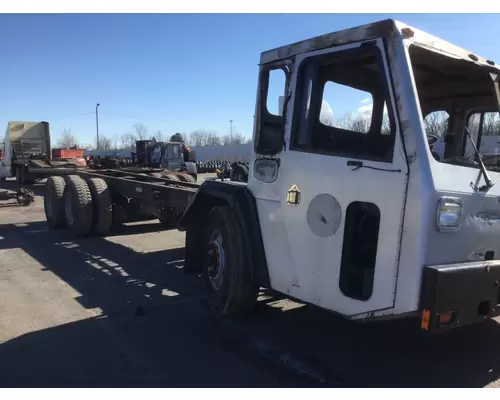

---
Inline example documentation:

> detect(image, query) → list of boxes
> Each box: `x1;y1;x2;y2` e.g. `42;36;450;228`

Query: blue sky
1;13;499;147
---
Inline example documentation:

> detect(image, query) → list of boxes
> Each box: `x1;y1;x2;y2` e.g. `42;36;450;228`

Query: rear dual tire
45;176;66;228
87;177;113;236
63;175;93;237
44;175;113;237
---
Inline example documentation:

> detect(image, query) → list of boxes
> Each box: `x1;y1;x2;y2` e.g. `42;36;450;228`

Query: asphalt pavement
1;179;500;388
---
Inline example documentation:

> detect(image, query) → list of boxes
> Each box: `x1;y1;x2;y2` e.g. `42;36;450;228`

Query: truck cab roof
260;19;499;73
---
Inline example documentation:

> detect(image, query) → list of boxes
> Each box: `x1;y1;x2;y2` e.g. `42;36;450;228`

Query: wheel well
181;193;226;275
180;186;271;288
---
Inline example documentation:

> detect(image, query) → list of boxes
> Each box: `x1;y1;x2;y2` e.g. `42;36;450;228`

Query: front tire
201;206;258;316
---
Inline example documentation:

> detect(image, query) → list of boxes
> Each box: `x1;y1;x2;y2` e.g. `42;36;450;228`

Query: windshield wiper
464;125;500;191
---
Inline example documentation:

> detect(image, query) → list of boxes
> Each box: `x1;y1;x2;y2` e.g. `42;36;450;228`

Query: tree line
421;110;500;138
335;110;500;139
56;123;252;151
56;111;500;151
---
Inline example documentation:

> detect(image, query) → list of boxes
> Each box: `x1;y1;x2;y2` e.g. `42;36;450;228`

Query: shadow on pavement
0;220;500;388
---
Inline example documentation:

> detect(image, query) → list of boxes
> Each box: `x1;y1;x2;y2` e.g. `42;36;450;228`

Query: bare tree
232;133;246;145
222;132;246;145
381;114;391;135
57;128;78;148
97;135;113;152
482;112;500;136
134;123;148;140
154;130;164;142
424;111;449;137
188;131;208;146
112;133;120;150
206;131;221;146
336;112;370;133
121;133;137;150
186;130;250;146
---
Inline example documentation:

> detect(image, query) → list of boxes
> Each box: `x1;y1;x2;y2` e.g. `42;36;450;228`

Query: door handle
347;160;363;168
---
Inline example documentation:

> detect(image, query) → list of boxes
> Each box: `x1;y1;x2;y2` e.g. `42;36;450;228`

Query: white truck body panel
250;39;409;317
247;19;500;320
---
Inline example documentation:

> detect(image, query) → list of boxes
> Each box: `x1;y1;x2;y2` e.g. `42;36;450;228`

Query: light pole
96;103;100;150
229;119;233;142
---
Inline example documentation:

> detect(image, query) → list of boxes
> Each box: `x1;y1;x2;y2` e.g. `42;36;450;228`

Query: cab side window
254;64;290;156
290;43;397;163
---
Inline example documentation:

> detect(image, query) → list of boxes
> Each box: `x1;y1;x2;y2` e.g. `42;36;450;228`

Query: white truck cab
179;19;500;334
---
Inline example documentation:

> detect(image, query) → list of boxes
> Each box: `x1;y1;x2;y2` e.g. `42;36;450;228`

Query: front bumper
420;260;500;333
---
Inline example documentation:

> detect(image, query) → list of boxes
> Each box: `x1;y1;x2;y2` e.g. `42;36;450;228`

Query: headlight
436;197;463;232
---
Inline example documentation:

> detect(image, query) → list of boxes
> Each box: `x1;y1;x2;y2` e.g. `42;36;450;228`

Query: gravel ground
1;177;500;388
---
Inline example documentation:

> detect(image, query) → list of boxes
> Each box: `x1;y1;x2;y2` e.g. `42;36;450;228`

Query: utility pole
229;119;233;143
96;103;100;150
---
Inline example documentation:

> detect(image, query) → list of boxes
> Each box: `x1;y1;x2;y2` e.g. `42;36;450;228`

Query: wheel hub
17;188;35;207
207;231;225;291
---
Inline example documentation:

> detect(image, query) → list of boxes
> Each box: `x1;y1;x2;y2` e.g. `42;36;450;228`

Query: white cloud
358;104;373;114
357;103;373;120
360;97;371;104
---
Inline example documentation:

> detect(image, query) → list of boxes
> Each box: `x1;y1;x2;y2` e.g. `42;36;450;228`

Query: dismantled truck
43;19;500;334
0;121;52;184
0;121;86;185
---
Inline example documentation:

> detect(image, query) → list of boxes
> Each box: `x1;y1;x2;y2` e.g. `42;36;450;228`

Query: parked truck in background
0;121;51;185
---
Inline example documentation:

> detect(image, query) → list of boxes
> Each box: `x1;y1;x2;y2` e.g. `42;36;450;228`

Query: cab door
162;143;183;171
250;39;409;317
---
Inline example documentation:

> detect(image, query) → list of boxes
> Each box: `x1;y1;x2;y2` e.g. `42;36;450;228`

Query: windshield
166;144;182;160
408;44;500;172
151;145;162;164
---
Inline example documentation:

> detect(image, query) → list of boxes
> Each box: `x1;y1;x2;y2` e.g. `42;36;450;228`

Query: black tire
44;176;66;229
201;206;258;316
87;177;112;236
164;174;180;181
177;173;196;183
232;166;248;182
63;175;93;237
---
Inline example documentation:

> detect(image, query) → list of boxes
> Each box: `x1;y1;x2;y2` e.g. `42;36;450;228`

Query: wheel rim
207;230;225;291
64;191;75;226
